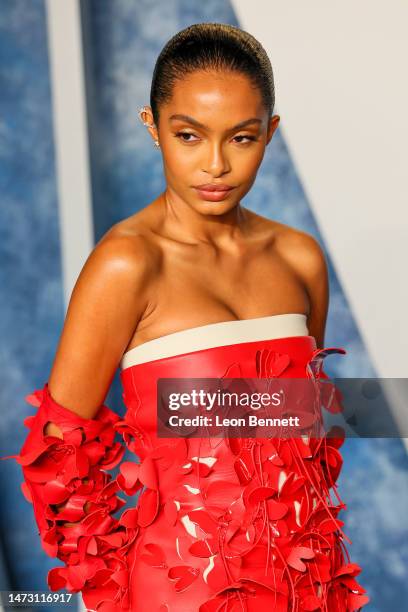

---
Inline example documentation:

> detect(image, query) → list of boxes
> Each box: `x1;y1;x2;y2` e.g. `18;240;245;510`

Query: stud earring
154;140;160;148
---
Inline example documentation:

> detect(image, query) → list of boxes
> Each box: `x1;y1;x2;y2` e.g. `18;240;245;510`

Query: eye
174;131;199;143
233;134;257;144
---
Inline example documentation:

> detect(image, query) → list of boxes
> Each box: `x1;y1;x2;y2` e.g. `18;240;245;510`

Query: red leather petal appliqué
2;383;137;611
168;565;200;592
139;542;167;568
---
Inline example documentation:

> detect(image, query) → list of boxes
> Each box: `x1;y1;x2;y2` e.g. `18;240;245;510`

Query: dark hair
150;23;275;126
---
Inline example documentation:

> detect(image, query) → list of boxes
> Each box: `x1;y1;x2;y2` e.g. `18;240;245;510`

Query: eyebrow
169;114;262;131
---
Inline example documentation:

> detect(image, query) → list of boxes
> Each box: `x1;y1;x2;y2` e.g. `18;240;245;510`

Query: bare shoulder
65;211;163;333
48;211;162;415
247;213;330;346
99;208;161;262
246;209;327;279
276;224;327;281
80;213;161;287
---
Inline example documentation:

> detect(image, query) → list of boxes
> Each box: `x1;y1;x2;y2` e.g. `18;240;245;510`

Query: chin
192;199;239;216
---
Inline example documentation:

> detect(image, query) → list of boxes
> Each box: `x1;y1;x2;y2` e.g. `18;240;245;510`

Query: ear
138;105;159;143
266;115;280;145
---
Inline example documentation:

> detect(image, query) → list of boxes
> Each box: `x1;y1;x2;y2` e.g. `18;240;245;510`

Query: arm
302;238;329;350
283;230;329;350
13;231;153;606
44;232;152;521
284;231;346;411
48;232;152;420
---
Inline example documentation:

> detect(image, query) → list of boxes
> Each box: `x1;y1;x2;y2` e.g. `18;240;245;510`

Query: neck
161;188;250;247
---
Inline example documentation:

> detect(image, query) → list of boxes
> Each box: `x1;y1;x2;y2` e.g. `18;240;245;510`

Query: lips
194;184;233;192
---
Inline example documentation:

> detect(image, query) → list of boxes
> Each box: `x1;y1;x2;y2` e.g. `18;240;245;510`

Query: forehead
162;70;265;121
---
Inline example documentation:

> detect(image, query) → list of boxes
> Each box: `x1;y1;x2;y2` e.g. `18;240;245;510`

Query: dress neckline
120;312;309;370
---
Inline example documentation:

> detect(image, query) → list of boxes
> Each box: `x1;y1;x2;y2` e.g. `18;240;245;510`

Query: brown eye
175;131;199;143
233;134;257;144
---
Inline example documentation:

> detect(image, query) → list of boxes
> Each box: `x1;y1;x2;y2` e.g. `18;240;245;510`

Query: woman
8;23;369;612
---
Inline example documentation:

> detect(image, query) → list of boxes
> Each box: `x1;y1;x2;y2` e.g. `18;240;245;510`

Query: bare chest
126;245;309;350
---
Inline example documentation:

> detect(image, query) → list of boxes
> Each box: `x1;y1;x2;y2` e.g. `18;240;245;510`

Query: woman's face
150;70;279;216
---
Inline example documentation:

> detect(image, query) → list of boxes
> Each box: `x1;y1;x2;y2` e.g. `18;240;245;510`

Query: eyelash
174;131;258;144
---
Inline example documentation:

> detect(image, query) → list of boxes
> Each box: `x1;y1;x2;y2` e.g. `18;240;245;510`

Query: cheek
166;160;194;188
234;150;264;178
163;144;197;176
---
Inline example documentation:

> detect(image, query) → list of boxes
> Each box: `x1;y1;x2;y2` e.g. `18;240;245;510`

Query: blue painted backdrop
1;1;407;610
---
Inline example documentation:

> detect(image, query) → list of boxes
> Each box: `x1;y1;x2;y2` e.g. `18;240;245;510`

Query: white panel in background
45;3;93;610
45;0;93;312
232;0;408;377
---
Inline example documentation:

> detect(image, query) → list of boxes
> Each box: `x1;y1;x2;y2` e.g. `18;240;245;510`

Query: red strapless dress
5;315;370;612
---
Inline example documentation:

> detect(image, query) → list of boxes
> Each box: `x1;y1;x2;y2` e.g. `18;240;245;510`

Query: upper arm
285;231;329;348
47;234;154;418
297;234;329;348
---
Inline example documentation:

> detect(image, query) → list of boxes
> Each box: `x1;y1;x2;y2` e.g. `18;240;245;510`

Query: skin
46;69;329;443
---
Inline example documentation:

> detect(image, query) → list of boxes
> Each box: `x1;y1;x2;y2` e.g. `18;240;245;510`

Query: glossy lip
193;186;234;202
193;183;234;192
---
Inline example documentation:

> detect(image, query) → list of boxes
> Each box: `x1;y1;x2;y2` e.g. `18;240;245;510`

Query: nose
203;141;231;176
